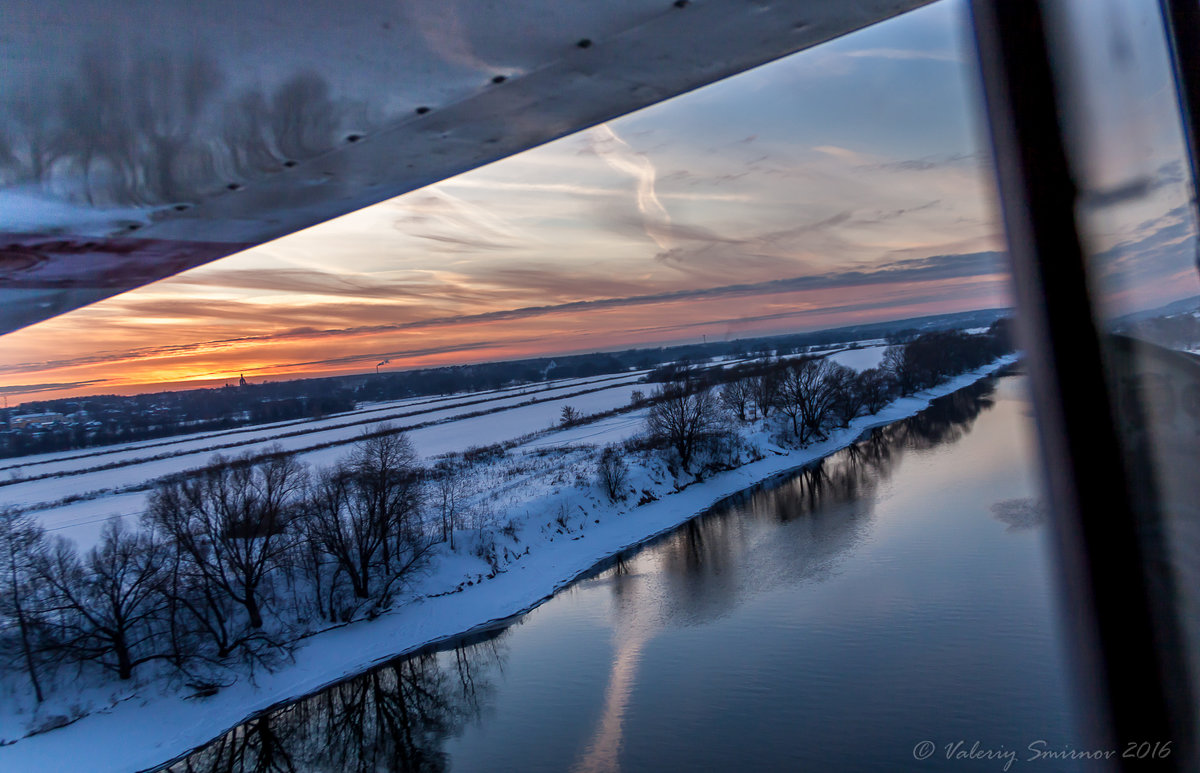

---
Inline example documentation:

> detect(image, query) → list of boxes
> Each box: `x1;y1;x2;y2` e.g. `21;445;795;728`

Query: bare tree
35;521;170;680
431;460;469;551
750;369;779;419
148;450;305;636
596;445;629;502
301;465;377;609
775;359;841;443
719;379;754;422
346;429;427;572
645;381;721;470
827;363;864;428
291;470;341;622
883;345;918;395
0;509;47;701
299;431;438;619
773;366;804;439
856;368;894;414
319;428;436;611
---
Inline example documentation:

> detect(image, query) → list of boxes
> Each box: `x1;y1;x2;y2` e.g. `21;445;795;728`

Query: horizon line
2;305;1012;406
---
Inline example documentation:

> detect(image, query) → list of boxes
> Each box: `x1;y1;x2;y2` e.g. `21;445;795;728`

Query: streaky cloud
0;250;1006;375
587;124;675;257
0;379;110;395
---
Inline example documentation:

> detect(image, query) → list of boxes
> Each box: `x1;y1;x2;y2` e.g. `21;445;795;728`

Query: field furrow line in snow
0;372;644;475
7;379;650;514
0;376;646;491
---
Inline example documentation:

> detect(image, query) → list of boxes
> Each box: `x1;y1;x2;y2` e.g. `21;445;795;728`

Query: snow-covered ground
517;409;648;450
825;344;888;371
0;372;643;480
1;346;906;546
3;377;648;544
0;354;1017;773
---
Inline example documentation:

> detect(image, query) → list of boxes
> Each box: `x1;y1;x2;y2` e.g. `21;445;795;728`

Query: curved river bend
168;373;1083;772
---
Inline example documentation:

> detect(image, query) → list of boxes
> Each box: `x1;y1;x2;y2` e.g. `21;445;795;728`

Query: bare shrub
596;445;629;502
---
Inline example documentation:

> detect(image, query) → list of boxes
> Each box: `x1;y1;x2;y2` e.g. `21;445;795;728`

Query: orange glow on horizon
1;272;1017;402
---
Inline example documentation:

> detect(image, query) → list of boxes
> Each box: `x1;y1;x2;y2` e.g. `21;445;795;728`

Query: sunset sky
1;0;1196;403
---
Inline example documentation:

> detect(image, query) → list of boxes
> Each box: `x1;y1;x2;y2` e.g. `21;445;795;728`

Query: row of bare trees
0;429;466;704
642;357;861;469
646;327;1012;466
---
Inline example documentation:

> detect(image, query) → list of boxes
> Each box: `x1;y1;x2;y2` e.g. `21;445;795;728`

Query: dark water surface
170;373;1084;772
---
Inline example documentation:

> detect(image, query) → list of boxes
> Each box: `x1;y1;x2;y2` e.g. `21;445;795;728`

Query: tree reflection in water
888;376;996;451
170;375;1000;773
603;374;1001;630
168;636;504;773
572;374;1001;771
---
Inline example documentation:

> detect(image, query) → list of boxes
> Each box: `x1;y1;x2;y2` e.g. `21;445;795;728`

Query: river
167;372;1083;772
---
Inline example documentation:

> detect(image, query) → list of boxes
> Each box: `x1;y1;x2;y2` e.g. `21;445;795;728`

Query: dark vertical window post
970;1;1191;767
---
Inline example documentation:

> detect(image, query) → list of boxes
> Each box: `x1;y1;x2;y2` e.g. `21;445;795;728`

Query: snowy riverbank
0;355;1018;773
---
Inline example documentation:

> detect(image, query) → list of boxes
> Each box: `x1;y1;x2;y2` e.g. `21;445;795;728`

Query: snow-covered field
825;344;887;372
0;346;906;547
518;409;648;450
0;353;1018;773
1;372;642;480
3;373;649;546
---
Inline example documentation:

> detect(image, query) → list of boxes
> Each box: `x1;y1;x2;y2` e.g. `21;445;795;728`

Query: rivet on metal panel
577;39;593;49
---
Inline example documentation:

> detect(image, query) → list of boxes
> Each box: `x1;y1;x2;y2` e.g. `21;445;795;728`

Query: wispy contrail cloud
588;124;675;257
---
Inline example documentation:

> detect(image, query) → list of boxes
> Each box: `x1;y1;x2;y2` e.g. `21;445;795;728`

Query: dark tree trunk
245;593;264;629
115;636;133;680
